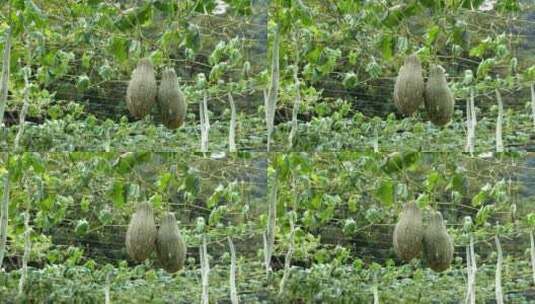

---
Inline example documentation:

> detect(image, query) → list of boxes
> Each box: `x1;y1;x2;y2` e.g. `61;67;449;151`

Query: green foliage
0;0;534;302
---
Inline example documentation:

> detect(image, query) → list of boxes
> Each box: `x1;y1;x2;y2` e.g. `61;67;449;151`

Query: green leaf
209;205;227;225
342;72;358;88
469;42;488;58
471;190;487;207
382;152;420;174
39;196;55;211
475;205;495;225
184;24;201;51
182;170;200;197
161;28;181;50
156;172;173;193
459;0;486;9
527;213;535;227
448;173;467;194
98;208;113;225
114;3;153;31
495;0;520;12
310;194;322;210
425;171;442;192
77;74;90;91
193;0;217;13
23;0;46;28
75;219;89;236
80;196;90;213
149;194;162;209
207;184;224;208
348;194;359;213
153;0;177;16
22;153;45;173
379;34;394;61
375;179;394;206
109;180;125;208
108;36;128;63
425;25;440;46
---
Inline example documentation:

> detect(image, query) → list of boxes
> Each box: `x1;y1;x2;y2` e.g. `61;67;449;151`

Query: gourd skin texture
393;202;424;262
423;211;454;272
158;68;187;129
425;64;455;126
156;212;187;273
394;54;425;116
125;202;158;262
126;58;157;119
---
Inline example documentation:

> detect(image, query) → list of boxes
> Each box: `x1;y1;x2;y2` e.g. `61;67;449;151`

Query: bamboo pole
288;65;301;149
264;175;277;275
495;89;504;153
17;210;31;296
530;230;535;286
228;237;238;304
0;27;12;128
278;213;295;296
495;235;503;304
200;235;210;304
0;166;10;270
228;93;237;153
200;91;210;153
265;27;280;152
530;83;535;129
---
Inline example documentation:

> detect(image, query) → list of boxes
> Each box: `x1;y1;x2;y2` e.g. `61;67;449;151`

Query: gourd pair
394;54;455;126
126;58;188;129
125;202;187;273
393;202;454;272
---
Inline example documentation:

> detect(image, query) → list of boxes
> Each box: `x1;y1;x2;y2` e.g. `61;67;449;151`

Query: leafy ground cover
0;152;534;303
